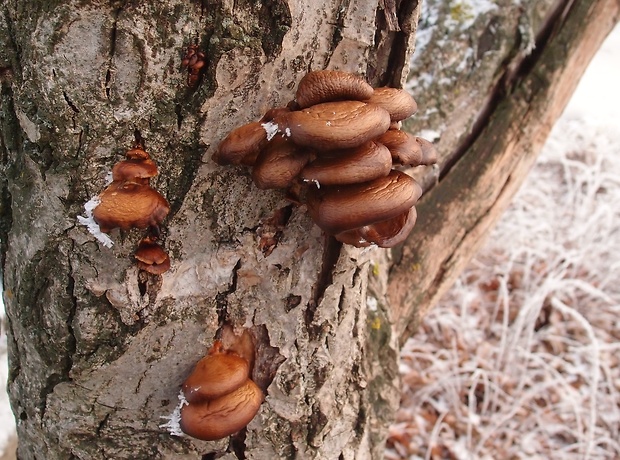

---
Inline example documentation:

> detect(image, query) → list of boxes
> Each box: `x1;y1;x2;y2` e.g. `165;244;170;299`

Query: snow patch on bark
77;196;114;248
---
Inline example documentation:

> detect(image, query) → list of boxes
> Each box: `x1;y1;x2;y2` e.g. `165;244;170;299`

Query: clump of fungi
179;327;263;441
90;139;171;274
213;70;437;248
181;44;206;88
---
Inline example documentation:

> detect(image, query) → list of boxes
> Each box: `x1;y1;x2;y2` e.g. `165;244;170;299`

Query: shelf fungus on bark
181;44;206;88
134;236;171;275
79;141;172;273
295;69;374;109
300;141;392;186
93;181;170;232
306;170;422;235
179;336;264;441
212;69;438;248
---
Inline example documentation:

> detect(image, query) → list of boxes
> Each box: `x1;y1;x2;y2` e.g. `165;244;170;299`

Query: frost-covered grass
386;25;620;460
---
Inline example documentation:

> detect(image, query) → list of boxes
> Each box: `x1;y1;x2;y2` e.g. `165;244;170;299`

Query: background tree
0;0;617;459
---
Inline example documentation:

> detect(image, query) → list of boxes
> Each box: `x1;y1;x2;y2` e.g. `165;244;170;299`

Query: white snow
76;196;114;248
159;390;189;437
261;121;280;141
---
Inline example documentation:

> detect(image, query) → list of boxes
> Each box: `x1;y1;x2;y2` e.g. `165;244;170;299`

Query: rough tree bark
0;0;618;459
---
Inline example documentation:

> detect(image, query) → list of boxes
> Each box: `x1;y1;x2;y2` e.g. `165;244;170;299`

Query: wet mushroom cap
301;141;392;186
335;206;418;248
180;379;264;441
134;239;170;275
92;181;170;233
125;148;151;160
364;87;418;122
377;129;424;166
112;158;158;183
306;170;422;234
182;352;250;403
252;138;311;190
295;70;374;109
213;121;268;166
415;136;438;165
280;101;391;150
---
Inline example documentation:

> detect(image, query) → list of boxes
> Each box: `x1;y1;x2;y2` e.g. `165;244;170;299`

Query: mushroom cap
112;158;158;183
92;181;170;233
300;141;392;186
182;352;250;403
213;121;268;166
295;70;374;109
281;101;391;150
306;170;422;234
415;136;438;165
377;129;423;166
335;206;418;248
125;147;151;160
134;238;170;275
364;87;417;122
251;138;311;190
180;379;264;441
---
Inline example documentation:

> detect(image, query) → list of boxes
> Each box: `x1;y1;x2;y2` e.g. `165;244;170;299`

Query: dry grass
386;113;620;460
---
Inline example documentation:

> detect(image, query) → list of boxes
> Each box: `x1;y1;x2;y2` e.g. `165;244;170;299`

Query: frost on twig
159;390;188;437
77;196;114;248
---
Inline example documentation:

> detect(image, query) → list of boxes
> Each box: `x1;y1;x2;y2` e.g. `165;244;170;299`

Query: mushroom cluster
180;337;263;441
181;44;205;88
213;70;437;248
92;142;171;274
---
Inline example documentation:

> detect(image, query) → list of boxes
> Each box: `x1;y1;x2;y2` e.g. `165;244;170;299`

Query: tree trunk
0;1;415;459
0;1;618;459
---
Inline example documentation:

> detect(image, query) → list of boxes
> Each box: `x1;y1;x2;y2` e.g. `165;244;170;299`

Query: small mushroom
364;87;418;122
252;137;311;190
213;121;268;166
415;136;438;166
179;337;264;441
277;101;391;150
305;170;422;234
377;129;424;166
300;141;392;186
134;237;170;274
295;70;374;109
112;157;158;184
182;349;250;403
335;206;418;248
180;379;264;441
125;147;151;161
93;181;170;233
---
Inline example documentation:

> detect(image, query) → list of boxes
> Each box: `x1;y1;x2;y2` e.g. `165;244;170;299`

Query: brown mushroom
415;136;438;165
305;170;422;234
335;206;418;248
295;70;374;109
180;379;264;441
377;129;424;166
112;157;158;183
182;350;250;403
125;147;151;160
364;87;418;122
93;181;170;233
213;121;268;166
134;237;170;274
276;101;391;150
300;141;392;186
252;137;311;190
179;337;264;441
